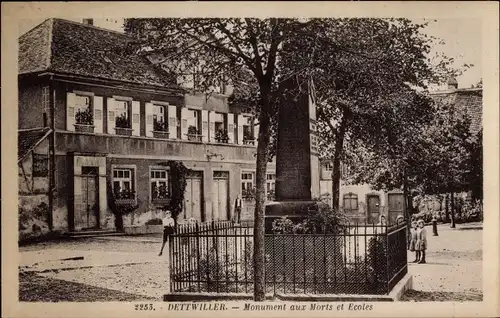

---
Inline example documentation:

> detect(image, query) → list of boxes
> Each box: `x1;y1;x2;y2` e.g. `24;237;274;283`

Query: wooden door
388;193;404;225
183;172;203;221
367;195;380;224
213;171;229;220
81;167;99;230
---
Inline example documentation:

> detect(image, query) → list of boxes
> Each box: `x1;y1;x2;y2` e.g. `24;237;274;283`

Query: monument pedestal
264;201;329;233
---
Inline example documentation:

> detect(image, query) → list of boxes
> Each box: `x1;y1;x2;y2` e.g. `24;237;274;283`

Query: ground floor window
151;169;169;201
343;192;359;213
266;173;276;200
112;168;135;199
241;172;255;200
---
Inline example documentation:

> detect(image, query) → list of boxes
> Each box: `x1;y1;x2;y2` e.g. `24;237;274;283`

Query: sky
18;17;482;90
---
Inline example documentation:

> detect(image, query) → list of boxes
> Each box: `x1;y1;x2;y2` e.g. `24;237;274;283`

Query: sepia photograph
2;2;499;318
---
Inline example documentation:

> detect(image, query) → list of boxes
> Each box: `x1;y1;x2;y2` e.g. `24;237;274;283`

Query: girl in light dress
409;221;419;262
415;219;427;264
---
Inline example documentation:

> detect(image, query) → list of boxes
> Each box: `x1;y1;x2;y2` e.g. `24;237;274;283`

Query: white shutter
93;96;103;133
131;101;140;136
227;113;235;143
107;98;116;134
253;120;259;146
237;114;244;144
180;107;189;140
201;110;209;142
66;92;76;131
145;102;154;137
168;105;177;139
209;111;216;142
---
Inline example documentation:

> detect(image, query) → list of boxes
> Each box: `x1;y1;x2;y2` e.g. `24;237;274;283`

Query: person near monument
158;210;175;256
415;219;427;264
377;214;387;226
409;220;419;262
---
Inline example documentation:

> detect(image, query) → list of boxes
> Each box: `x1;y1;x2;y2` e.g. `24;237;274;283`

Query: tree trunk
331;111;348;211
253;105;271;301
445;194;450;223
450;191;456;228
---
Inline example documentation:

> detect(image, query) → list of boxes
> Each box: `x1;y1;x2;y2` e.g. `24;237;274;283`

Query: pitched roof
19;19;176;88
18;128;52;163
430;88;482;135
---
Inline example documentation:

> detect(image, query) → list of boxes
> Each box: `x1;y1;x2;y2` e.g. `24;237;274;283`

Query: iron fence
169;220;407;295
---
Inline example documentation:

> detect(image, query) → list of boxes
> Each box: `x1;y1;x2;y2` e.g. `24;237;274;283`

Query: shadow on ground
19;272;158;302
401;289;483;302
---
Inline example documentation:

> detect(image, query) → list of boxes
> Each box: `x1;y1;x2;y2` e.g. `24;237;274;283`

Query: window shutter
237;114;244;144
66;92;76;131
180;107;189;140
145;102;154;137
168;105;177;139
93;96;104;133
227;113;234;143
107;97;116;134
131;101;141;136
209;111;216;142
253;120;259;146
199;110;208;142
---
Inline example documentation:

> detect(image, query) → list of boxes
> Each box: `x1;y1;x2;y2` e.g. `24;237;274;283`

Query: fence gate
213;171;229;220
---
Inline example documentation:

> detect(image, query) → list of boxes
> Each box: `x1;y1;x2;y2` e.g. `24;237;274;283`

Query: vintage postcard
2;2;499;318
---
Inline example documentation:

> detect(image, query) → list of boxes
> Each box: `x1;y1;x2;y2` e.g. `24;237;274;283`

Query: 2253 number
135;304;155;311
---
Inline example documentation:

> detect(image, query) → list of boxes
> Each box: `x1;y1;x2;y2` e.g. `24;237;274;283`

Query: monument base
264;200;329;233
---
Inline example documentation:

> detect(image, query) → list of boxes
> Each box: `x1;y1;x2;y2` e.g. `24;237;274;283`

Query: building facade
18;18;276;234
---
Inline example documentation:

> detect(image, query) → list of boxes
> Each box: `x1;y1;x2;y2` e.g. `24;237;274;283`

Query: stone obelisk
264;76;325;232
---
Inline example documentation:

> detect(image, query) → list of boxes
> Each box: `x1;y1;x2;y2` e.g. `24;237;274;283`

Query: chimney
447;77;458;90
82;19;94;26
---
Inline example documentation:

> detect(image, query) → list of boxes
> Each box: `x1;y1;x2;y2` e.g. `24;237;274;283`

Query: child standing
158;210;175;256
409;221;419;262
415;219;427;264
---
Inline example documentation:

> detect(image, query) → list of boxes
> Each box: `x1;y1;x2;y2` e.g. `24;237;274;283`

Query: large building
18;18;276;236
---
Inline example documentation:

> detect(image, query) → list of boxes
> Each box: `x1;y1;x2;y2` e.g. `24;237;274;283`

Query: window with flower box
115;100;131;129
266;173;276;201
241;172;255;200
150;169;170;204
112;168;135;204
73;94;94;133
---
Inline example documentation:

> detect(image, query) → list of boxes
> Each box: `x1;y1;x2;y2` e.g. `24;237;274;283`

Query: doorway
388;193;404;224
367;194;380;224
213;171;229;220
81;167;100;230
183;171;203;221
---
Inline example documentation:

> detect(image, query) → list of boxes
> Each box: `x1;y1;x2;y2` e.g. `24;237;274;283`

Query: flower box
115;127;133;136
74;124;95;133
187;134;203;142
243;139;255;145
153;131;170;139
115;198;136;205
152;198;170;205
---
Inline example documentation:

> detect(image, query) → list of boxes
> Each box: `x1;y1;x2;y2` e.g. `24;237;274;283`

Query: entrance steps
64;230;126;239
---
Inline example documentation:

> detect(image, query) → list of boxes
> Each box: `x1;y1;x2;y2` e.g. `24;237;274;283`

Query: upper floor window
42;86;50;127
242;116;254;145
213;112;228;143
115;100;131;129
186;109;202;141
112;168;135;201
343;192;358;213
74;95;93;127
150;169;169;202
153;105;168;132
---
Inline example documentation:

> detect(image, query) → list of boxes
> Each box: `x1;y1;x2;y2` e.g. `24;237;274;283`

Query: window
42;87;50;127
33;154;49;177
241;172;255;199
186;109;202;141
321;162;333;179
242;116;254;144
115;100;131;128
150;169;169;201
213;112;228;143
74;95;93;126
112;168;135;200
266;173;276;200
153;105;167;132
343;193;359;213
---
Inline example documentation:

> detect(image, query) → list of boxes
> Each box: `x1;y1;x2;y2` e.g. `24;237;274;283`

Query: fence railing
169;220;407;295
